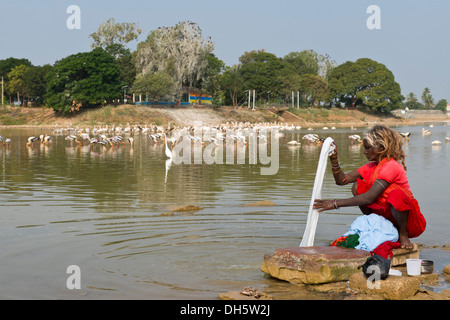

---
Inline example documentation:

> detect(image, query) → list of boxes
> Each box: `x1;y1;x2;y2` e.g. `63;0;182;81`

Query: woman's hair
363;124;407;170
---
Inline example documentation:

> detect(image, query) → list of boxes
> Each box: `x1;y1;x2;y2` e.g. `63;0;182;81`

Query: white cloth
343;214;399;252
300;137;335;247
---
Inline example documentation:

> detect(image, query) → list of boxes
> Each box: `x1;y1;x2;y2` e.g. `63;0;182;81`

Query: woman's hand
330;142;338;159
313;199;337;212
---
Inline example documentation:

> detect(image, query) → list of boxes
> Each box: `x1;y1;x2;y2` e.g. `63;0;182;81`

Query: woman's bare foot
399;233;414;249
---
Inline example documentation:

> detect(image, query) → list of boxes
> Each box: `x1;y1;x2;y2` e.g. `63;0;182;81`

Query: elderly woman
313;125;426;249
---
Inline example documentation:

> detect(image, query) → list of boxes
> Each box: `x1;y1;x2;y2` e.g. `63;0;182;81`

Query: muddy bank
1;104;448;129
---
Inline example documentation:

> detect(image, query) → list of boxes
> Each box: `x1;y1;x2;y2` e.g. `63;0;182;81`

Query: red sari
356;158;426;238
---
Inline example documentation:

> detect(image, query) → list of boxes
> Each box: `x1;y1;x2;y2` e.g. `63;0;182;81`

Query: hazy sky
1;0;449;101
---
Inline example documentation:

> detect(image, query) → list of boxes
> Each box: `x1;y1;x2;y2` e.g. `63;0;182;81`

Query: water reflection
0;123;449;299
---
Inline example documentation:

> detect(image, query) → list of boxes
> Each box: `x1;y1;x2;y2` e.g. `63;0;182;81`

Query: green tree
131;73;174;104
239;50;286;98
403;92;423;110
7;64;30;107
435;98;448;112
24;64;52;106
192;53;225;104
90;19;142;89
328;58;403;113
421;87;435;109
220;65;244;107
45;48;122;114
298;74;329;107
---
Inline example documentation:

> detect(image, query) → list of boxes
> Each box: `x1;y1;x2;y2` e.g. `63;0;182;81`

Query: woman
313;125;426;249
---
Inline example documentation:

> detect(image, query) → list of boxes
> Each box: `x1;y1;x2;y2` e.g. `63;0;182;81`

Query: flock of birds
1;122;449;155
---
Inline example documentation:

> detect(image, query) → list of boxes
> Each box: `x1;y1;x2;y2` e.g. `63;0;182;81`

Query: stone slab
349;273;420;300
391;243;419;266
261;246;371;284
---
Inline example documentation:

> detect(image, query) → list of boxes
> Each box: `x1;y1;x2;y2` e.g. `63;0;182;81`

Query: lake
0;123;448;299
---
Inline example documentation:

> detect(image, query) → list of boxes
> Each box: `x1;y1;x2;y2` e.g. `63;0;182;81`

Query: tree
24;64;52;106
90;19;142;89
403;92;423;110
327;58;403;113
283;50;336;78
421;87;435;109
239;50;286;98
435;98;448;112
220;65;244;107
134;21;214;101
298;74;329;107
7;64;30;107
45;48;122;114
90;18;142;54
192;53;225;104
131;73;174;104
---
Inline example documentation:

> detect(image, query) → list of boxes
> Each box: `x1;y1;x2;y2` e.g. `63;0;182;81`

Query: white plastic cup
406;259;422;276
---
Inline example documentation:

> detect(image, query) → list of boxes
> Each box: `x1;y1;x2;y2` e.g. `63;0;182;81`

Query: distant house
184;92;212;105
133;87;212;106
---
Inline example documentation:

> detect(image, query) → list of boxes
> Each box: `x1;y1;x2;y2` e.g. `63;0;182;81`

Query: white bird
287;140;301;146
445;137;449;143
163;133;173;158
399;132;411;142
421;128;431;135
431;140;442;145
349;134;362;143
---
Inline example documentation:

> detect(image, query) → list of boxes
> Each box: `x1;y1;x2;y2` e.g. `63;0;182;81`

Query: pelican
445;137;449;143
421;128;431;135
431;140;442;145
287;140;301;146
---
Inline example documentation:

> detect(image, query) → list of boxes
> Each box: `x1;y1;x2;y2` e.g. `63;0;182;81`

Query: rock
240;200;277;206
165;205;203;212
349;272;420;300
443;265;450;274
218;290;273;300
261;246;371;284
390;243;420;266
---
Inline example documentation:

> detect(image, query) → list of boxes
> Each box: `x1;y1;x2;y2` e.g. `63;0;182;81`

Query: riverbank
1;104;448;129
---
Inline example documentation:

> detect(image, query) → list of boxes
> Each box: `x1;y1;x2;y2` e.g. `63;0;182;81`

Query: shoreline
0;104;448;129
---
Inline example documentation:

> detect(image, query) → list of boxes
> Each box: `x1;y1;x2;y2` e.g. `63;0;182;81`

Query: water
0;123;449;299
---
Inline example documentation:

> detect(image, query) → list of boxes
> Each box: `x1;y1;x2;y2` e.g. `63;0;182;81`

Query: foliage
298;74;329;107
239;50;286;97
220;65;244;107
24;65;52;106
7;65;30;106
134;21;214;100
403;92;423;109
328;58;403;113
421;87;435;109
45;48;122;114
435;98;447;112
131;72;174;103
90;18;142;51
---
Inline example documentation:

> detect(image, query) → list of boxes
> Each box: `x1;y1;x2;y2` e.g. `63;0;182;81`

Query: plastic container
406;258;422;276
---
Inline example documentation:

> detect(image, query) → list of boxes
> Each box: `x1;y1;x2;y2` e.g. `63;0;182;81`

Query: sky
1;0;449;101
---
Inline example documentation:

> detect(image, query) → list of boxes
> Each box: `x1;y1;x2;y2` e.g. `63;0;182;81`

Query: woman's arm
329;143;362;185
313;179;389;212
